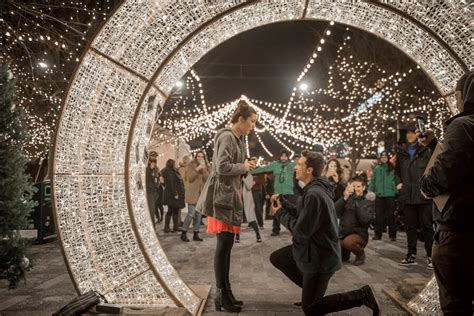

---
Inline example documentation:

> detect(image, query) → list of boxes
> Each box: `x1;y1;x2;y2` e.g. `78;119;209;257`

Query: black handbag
53;291;105;316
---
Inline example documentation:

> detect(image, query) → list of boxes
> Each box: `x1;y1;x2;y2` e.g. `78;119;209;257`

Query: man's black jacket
395;143;432;205
275;176;341;274
334;194;373;244
421;76;474;232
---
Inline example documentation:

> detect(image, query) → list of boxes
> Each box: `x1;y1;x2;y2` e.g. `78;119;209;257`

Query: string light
1;1;116;159
161;24;451;159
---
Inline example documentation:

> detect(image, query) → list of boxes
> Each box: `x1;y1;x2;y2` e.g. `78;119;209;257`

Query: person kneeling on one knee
269;151;380;316
335;176;375;266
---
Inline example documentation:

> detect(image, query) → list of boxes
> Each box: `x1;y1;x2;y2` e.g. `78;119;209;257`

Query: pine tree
0;64;37;289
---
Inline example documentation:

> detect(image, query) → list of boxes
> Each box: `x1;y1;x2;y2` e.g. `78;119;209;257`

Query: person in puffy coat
420;71;474;313
395;126;433;267
161;159;185;233
335;176;374;266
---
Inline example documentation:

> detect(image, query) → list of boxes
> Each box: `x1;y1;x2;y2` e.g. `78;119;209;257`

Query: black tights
214;232;235;288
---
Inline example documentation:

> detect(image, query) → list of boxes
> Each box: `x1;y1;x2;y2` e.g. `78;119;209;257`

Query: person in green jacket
368;151;397;241
252;150;296;236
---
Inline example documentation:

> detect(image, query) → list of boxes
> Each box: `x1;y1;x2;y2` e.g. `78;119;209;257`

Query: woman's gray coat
195;128;247;226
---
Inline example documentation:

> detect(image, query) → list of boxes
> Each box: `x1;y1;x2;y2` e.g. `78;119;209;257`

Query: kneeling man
270;150;380;315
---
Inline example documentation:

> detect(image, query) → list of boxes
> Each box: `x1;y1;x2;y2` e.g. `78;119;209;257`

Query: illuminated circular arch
51;2;472;314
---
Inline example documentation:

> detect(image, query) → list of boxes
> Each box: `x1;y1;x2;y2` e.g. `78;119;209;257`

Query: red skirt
207;216;241;234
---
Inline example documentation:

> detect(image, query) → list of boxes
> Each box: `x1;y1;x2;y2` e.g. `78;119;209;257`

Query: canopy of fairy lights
51;1;472;314
161;31;452;159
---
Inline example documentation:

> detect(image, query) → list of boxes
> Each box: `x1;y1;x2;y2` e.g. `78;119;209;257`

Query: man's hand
416;128;435;147
270;194;282;215
396;183;403;190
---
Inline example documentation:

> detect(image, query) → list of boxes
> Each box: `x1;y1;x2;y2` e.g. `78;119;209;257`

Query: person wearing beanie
419;71;474;314
395;121;434;268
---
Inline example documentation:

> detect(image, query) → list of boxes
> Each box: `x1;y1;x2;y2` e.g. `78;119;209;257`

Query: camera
272;194;282;208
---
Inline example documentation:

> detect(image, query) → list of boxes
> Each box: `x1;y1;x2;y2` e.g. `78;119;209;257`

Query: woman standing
180;151;210;242
162;159;185;233
369;151;397;241
196;100;257;313
145;151;161;228
323;158;346;202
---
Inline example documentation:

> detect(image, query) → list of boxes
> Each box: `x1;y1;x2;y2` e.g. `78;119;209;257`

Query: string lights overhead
1;1;117;159
160;23;451;159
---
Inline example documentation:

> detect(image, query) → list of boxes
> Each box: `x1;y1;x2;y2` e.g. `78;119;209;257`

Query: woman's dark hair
301;150;325;177
379;151;394;173
165;159;175;169
194;150;209;165
324;158;343;179
230;100;257;124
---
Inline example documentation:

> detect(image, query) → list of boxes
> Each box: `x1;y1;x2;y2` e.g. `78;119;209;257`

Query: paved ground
0;219;434;315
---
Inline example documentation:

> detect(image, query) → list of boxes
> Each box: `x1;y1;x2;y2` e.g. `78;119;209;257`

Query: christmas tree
0;64;37;289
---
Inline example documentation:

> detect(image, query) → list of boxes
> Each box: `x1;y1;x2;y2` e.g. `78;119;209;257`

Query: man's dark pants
272;194;296;234
252;190;264;227
270;245;365;315
432;231;474;315
404;203;434;257
374;196;396;238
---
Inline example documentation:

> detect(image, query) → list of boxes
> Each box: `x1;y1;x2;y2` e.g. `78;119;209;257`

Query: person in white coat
237;157;262;243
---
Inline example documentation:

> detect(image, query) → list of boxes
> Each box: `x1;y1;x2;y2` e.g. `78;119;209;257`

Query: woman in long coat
180;151;210;242
161;159;185;233
196;100;257;313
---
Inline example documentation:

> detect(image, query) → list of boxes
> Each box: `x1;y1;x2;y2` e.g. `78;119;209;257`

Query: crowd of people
145;71;473;315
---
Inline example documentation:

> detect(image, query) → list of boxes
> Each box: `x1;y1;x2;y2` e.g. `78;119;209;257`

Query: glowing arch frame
51;1;472;314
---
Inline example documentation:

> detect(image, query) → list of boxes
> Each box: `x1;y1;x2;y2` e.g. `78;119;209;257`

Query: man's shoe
354;252;366;266
270;232;279;236
361;285;381;316
293;301;302;307
399;254;417;266
372;236;381;240
427;257;434;270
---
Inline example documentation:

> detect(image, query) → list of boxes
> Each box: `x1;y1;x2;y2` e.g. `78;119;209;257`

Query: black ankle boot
215;288;241;312
227;285;243;306
180;231;189;242
193;232;203;241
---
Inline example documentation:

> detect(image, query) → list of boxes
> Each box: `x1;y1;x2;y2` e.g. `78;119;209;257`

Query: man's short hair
300;150;325;177
280;149;289;158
